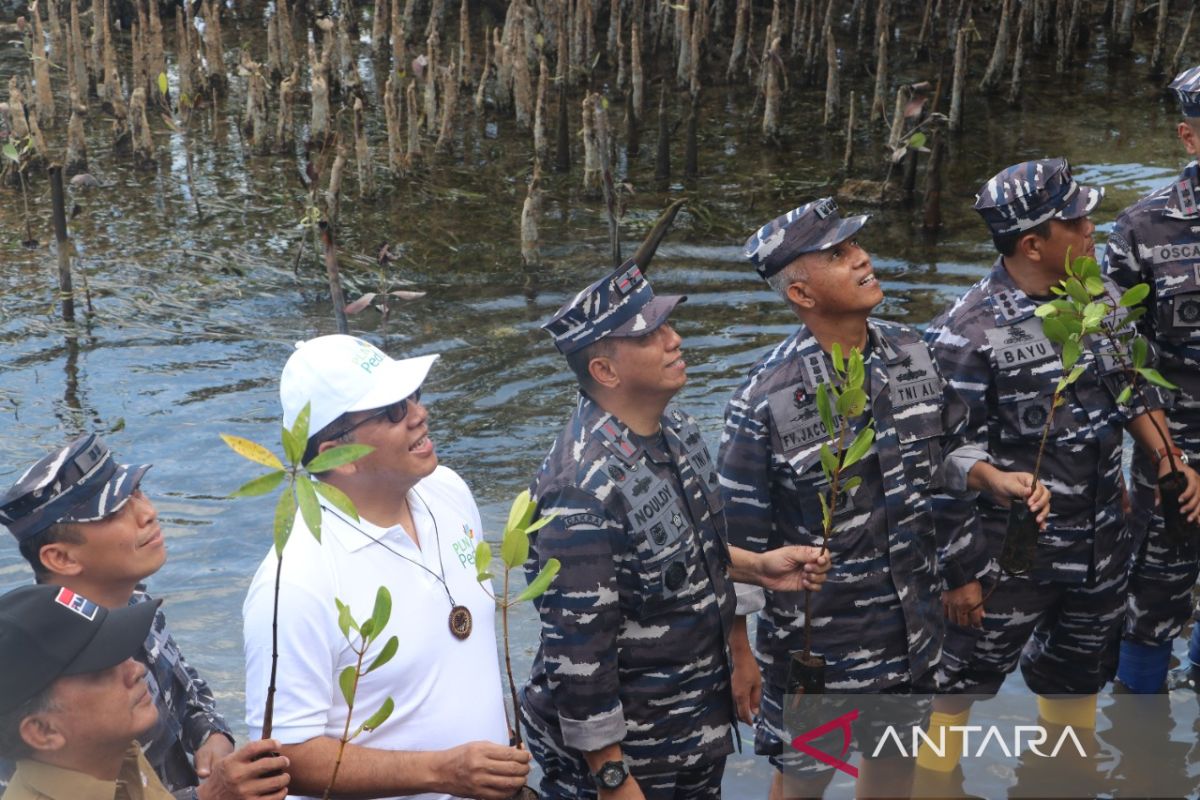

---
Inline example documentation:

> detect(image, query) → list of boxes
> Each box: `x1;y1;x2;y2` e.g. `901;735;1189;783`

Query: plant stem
1030;390;1059;489
18;167;32;244
1100;320;1180;473
803;417;850;659
263;550;282;739
322;643;367;800
502;568;522;747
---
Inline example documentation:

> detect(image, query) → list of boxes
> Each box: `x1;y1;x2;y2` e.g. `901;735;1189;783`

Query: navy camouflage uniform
718;200;987;774
520;262;737;799
0;436;234;800
926;159;1158;697
1103;67;1200;673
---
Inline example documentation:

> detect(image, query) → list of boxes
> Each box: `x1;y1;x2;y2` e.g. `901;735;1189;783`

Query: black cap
0;585;159;713
0;435;152;543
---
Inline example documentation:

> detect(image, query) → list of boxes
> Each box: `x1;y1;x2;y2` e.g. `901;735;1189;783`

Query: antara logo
789;711;1087;779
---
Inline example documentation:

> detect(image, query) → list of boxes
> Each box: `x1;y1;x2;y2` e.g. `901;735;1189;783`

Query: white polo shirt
243;466;508;800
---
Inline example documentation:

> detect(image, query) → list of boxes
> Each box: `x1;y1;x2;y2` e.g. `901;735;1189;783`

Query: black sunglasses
328;389;422;441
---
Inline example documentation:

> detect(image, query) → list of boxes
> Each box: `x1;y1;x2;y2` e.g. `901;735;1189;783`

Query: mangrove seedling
791;344;874;698
2;136;37;248
1037;253;1195;545
474;489;560;750
343;243;427;338
222;401;373;737
323;587;399;800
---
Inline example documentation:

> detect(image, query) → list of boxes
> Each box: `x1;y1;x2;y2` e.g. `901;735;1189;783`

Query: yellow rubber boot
1036;693;1098;730
915;708;971;773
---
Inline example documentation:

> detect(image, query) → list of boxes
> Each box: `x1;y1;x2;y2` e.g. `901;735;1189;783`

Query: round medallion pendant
449;605;473;640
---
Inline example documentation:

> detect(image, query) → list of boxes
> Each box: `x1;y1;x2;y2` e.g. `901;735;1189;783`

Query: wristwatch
592;760;629;790
1152;446;1189;466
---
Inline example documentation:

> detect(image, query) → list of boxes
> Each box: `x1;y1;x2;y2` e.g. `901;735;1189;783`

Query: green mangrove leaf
1120;284;1151;307
295;478;323;542
231;469;285;498
818;443;838;478
370;586;392;638
842;475;862;493
1064;278;1089;304
816;384;836;439
273;489;296;556
367;636;398;673
281;426;303;465
306;443;375;473
505;490;534;536
361;697;395;732
515;557;561;602
843;426;875;469
335;598;354;638
839;387;867;418
831;342;845;374
1138;367;1178;390
1042;316;1069;344
501;525;530;570
1117;386;1133;406
474;541;493;582
1131;337;1148;369
1062;340;1082;371
313;480;359;521
338;666;356;706
290;402;312;446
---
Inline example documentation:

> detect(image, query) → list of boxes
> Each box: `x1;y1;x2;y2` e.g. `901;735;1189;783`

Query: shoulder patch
562;512;607;528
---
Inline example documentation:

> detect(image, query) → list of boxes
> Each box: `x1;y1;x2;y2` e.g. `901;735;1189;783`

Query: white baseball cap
280;335;439;436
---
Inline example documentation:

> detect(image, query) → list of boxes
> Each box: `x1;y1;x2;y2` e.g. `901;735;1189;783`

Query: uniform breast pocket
894;408;942;487
996;394;1062;442
635;534;696;617
1154;260;1200;338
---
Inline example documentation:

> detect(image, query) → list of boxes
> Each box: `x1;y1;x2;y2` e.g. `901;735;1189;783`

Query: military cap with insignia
742;197;870;279
0;434;152;543
543;260;685;355
1170;65;1200;117
974;157;1104;237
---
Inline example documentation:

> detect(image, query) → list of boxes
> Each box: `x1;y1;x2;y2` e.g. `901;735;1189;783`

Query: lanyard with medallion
324;492;473;640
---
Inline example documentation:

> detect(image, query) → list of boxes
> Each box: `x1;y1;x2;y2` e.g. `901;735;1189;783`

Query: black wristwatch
593;759;629;790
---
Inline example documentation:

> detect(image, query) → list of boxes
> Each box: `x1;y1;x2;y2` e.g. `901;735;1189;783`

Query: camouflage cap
0;435;152;543
1170;65;1200;117
975;158;1104;237
743;197;870;279
542;260;685;355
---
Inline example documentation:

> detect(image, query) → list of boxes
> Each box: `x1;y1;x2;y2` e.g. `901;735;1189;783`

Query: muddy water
0;5;1197;797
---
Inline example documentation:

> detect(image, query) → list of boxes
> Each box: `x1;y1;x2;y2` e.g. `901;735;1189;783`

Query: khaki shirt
1;745;174;800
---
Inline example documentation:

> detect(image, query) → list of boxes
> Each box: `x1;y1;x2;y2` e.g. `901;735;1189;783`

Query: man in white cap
242;335;530;800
